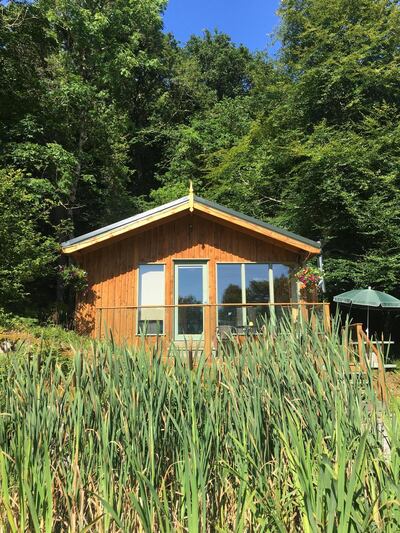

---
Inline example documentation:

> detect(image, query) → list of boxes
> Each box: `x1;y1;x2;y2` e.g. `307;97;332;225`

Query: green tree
184;30;254;100
152;96;258;204
151;33;274;208
2;0;400;318
279;0;400;124
0;0;168;314
1;0;168;238
0;169;56;309
192;0;400;296
275;0;400;294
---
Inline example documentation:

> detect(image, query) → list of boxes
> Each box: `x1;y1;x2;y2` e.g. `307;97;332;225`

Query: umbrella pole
366;306;369;337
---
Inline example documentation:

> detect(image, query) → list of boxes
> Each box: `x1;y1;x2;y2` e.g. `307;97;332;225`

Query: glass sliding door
175;262;207;340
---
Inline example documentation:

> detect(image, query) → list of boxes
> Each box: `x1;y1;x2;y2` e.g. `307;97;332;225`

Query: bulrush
0;317;398;531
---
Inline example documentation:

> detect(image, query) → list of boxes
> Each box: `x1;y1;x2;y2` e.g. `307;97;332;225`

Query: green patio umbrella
334;286;400;334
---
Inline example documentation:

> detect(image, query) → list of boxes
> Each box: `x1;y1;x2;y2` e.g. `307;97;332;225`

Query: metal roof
193;196;320;250
61;195;320;251
61;196;190;248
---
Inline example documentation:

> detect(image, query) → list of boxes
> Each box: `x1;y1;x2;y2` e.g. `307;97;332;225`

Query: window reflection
177;265;204;335
245;264;269;303
217;264;242;327
245;264;269;326
273;264;291;303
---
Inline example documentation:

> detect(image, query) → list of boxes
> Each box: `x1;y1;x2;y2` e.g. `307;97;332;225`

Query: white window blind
138;265;165;333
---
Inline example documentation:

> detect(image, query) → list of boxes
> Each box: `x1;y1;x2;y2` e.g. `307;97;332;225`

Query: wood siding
74;212;307;346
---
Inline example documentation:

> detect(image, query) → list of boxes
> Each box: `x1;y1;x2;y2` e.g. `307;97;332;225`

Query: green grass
0;317;399;531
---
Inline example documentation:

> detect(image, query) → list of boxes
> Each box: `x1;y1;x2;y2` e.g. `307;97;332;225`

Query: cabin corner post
208;258;217;362
165;259;173;350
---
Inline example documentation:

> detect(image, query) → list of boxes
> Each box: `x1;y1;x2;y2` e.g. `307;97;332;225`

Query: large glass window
273;264;291;303
245;264;269;303
217;264;242;327
245;264;270;326
138;264;165;335
217;263;293;328
273;264;291;322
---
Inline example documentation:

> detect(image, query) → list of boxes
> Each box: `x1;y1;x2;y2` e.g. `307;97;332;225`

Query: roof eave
192;197;321;255
62;197;190;254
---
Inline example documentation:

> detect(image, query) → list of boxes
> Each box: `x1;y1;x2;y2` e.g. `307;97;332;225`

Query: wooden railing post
323;302;331;333
342;324;349;362
356;324;368;373
310;305;317;331
204;304;212;362
371;341;387;403
359;328;387;403
300;303;309;323
350;324;388;403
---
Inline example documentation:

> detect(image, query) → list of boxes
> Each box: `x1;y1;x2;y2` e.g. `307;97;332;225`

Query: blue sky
163;0;281;53
1;1;281;52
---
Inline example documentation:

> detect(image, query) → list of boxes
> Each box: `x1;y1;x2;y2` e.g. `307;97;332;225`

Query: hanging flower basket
58;264;88;293
294;265;322;293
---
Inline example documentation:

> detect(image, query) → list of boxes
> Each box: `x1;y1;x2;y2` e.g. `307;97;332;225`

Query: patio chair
216;325;238;356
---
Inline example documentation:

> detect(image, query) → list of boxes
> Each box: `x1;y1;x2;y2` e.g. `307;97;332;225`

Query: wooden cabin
62;191;326;355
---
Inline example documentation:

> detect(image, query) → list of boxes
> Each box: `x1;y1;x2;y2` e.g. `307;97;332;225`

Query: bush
0;308;39;331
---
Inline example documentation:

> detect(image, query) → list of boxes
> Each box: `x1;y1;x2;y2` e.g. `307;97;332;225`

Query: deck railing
93;304;388;402
95;302;331;350
343;323;387;402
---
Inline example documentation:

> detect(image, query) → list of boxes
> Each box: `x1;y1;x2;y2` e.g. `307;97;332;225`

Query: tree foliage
0;168;56;307
1;0;400;314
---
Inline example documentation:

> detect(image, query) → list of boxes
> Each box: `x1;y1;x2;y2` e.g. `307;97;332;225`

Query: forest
1;0;400;320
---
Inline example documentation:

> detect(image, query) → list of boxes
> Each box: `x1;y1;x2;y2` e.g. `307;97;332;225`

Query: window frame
136;263;166;336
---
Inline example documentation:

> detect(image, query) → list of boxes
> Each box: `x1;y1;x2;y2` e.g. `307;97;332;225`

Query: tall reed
0;317;399;531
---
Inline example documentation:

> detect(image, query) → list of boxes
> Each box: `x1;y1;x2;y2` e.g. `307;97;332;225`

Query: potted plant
294;265;322;295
